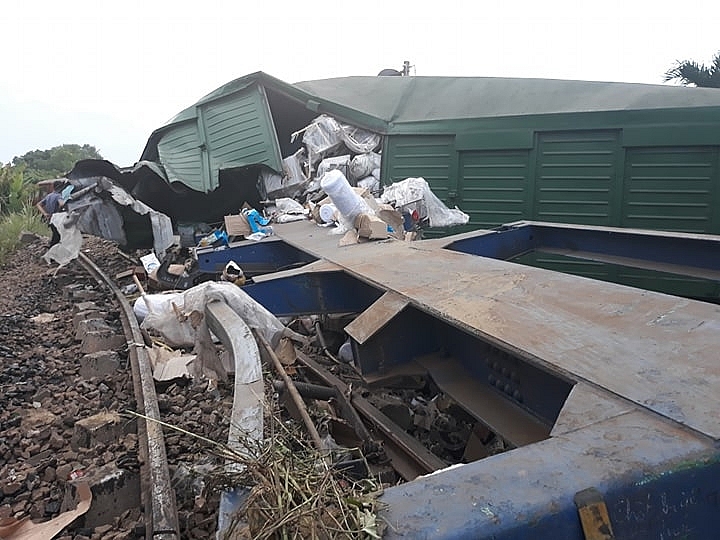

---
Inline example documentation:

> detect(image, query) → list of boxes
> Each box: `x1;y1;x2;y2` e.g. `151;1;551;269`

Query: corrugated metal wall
459;150;529;228
156;84;282;193
383;128;720;296
385;130;720;235
157;121;204;191
622;147;717;233
200;87;282;186
533;131;620;226
385;136;454;202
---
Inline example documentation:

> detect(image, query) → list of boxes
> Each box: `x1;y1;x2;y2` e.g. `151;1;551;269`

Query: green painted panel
156;121;204;190
622;147;717;233
623;125;720;147
201;85;282;188
455;130;534;151
533;131;620;225
385;135;453;200
458;150;530;228
514;252;611;280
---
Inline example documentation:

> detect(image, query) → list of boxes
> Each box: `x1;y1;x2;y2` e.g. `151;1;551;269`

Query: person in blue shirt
36;180;66;247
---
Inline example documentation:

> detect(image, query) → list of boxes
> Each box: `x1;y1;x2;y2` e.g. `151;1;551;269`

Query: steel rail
78;253;179;539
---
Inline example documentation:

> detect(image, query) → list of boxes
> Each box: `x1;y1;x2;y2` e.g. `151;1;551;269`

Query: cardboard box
355;213;389;240
377;204;404;239
224;214;251;237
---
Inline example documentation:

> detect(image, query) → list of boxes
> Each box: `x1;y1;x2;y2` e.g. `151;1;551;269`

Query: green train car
129;72;720;299
142;72;720;236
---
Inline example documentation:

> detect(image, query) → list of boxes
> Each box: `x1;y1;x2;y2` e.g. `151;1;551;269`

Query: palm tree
664;51;720;88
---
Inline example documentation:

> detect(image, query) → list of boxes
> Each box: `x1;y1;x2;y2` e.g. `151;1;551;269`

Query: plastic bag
339;123;381;154
317;155;350;180
302;115;343;164
133;291;184;323
282;150;307;184
349;152;382;181
275;197;305;215
357;176;381;195
302;115;381;163
42;212;83;267
381;177;470;228
274;198;307;223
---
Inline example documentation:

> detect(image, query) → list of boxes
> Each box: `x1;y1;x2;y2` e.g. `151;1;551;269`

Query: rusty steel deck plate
273;221;720;441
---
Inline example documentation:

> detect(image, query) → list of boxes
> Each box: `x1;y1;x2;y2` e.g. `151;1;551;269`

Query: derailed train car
71;71;720;235
66;71;720;298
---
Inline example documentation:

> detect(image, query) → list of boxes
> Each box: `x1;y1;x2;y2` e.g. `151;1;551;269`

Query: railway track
77;252;179;539
0;238;227;539
1;235;480;539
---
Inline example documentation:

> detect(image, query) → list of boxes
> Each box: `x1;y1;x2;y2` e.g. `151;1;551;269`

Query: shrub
0;203;47;265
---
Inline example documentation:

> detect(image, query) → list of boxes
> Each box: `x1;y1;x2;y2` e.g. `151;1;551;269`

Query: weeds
0;203;47;265
127;387;387;540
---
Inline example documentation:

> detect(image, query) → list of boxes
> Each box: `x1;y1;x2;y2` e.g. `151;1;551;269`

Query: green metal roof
139;72;720;192
295;75;720;124
145;72;720;149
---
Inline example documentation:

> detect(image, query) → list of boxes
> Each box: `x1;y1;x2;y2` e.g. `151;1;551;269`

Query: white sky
2;0;719;166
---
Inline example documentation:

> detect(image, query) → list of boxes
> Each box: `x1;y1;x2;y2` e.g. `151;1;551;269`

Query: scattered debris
0;482;92;540
380;177;470;228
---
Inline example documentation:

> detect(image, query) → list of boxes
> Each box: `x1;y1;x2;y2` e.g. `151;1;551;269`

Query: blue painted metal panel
353;304;572;427
196;239;316;275
242;271;383;317
227;221;720;538
380;411;720;539
446;223;720;276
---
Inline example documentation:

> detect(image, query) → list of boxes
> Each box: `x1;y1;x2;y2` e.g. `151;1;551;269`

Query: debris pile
215;400;385;540
173;114;469;252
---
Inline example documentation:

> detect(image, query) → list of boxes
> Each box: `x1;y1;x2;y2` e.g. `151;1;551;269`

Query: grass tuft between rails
127;386;387;539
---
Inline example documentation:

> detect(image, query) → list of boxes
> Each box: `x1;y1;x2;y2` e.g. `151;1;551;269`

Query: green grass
0;203;47;265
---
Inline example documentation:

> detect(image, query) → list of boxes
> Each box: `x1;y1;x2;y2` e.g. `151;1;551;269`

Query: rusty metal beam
296;352;446;479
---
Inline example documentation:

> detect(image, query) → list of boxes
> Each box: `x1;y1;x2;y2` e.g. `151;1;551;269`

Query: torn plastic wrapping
302;115;381;165
357;176;381;195
302;115;344;164
282;150;307;184
275;197;305;215
338;122;381;154
349;152;381;181
258;168;284;199
133;291;184;323
381;177;470;228
141;281;286;349
316;155;350;180
274;197;308;223
260;151;308;200
42;212;84;267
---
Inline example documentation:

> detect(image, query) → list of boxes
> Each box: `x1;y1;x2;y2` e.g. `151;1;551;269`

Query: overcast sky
2;0;719;166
